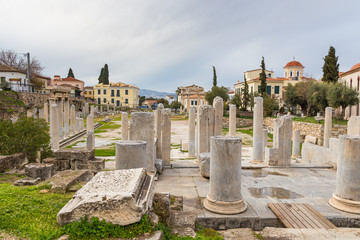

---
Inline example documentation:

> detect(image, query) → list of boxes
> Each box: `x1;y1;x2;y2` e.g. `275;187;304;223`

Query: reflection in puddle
248;187;304;199
245;169;289;178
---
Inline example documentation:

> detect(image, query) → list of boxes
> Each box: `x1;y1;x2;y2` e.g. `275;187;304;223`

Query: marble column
80;118;85;131
64;99;70;137
252;97;263;162
204;136;247;214
75;117;80;133
87;114;94;132
155;104;164;159
90;105;95;116
262;129;268;159
100;105;103;112
58;100;64;139
229;104;236;136
87;131;94;150
188;107;196;157
213;96;224;136
115;140;147;170
121;112;129;140
50;104;59;150
348;116;360;135
43;102;49;123
129;112;155;172
329;135;360;214
324;107;332;148
292;129;301;157
38;109;44;120
197;105;215;154
161;109;171;166
70;105;76;135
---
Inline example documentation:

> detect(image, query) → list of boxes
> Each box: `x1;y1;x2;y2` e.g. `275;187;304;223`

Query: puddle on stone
246;169;289;178
248;187;304;199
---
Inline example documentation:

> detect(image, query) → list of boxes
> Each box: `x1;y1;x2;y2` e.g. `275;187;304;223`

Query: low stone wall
223;117;253;128
0;153;27;172
264;117;347;145
17;92;49;107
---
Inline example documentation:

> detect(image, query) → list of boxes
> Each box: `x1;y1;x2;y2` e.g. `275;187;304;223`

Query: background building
0;64;32;92
339;63;360;117
177;84;206;111
84;86;94;100
94;82;139;108
50;75;84;97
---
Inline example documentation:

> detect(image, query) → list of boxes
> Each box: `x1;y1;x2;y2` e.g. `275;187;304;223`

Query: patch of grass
97;122;121;130
171;115;188;121
0;183;73;240
254;232;263;239
237;128;253;136
292;116;348;125
94;129;108;134
0;173;24;184
95;147;116;156
156;224;223;240
65;140;86;149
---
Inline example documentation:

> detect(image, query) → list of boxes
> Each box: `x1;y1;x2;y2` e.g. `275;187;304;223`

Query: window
251;86;253;93
116;100;120;106
116;90;120;97
111;90;114;97
191;100;194;105
103;89;106;95
350;79;353;88
266;86;271;95
195;100;198;105
296;71;300;77
76;84;79;87
98;98;101;104
103;98;106;103
268;73;271;78
290;71;293;77
125;99;128;104
125;89;128;95
275;86;280;94
111;98;114;104
98;89;101;95
257;86;260;92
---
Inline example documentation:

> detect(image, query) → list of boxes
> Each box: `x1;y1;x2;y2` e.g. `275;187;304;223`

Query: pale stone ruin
347;115;360;135
43;102;49;122
252;97;263;162
129;112;156;172
64;99;70;137
229;104;237;136
188;107;196;157
116;141;147;170
199;152;210;178
87;131;94;150
292;129;301;158
50;103;60;150
213;96;224;136
57;168;155;226
70;104;76;135
161;109;171;166
197;105;215;154
323;107;332;148
262;128;268;159
204;136;247;214
121;112;129;140
265;115;292;166
155;104;164;159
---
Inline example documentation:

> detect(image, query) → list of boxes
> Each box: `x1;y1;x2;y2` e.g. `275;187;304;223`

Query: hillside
139;89;176;99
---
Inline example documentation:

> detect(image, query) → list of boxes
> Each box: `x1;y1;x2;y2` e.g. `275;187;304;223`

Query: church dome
284;60;304;68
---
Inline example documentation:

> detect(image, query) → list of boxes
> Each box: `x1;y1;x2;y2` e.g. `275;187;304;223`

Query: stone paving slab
156;166;360;231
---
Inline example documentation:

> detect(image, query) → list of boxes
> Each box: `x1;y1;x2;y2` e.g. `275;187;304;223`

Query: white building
0;64;32;92
165;95;176;104
339;63;360;118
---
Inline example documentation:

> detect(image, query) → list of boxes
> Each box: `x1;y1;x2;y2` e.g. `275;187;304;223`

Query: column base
329;193;360;214
204;195;247;215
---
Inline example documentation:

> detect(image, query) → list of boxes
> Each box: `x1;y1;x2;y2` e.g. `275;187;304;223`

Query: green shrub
0;117;51;162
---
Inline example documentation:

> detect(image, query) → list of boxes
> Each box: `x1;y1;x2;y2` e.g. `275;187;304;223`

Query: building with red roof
339;63;360;118
49;75;85;96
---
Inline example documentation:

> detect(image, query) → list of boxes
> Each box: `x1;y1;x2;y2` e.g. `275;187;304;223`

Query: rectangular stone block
70;159;88;170
54;149;95;161
87;158;105;173
25;163;54;180
0;153;27;172
54;159;71;171
48;170;93;193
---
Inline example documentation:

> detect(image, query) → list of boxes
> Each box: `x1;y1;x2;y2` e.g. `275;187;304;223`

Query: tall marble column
155;104;164;159
324;107;332;148
229;104;236;136
204;136;247;214
50;104;59;150
252;97;263;162
129;112;155;172
87;131;94;150
197;105;215;154
87;114;94;132
121;112;129;140
213;96;224;136
161;109;171;166
188;107;196;157
70;105;76;135
329;135;360;214
262;129;268;158
64;99;70;137
292;129;301;157
43;102;49;123
58;100;64;139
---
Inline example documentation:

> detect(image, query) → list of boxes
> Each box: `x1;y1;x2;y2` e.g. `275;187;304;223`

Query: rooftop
284;60;304;68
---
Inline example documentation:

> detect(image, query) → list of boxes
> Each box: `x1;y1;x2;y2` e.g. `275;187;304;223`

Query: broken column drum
188;107;196;157
229;104;236;136
213;96;224;136
204;136;247;214
129;112;155;172
324;107;332;148
87;114;94;132
292;129;301;157
161;108;171;166
252;97;263;162
197;105;215;154
329;135;360;214
115;140;147;170
121;112;129;140
87;131;95;150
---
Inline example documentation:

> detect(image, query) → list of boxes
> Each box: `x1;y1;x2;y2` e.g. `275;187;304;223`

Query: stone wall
223;117;253;128
264;117;347;145
17;92;49;107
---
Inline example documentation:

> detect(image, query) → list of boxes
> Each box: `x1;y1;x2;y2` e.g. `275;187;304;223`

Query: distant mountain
140;89;176;99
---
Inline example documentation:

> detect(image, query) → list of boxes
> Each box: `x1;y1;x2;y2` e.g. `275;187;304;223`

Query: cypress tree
212;66;217;87
259;56;267;97
242;75;250;110
322;46;339;83
67;68;75;78
98;67;104;84
103;64;109;85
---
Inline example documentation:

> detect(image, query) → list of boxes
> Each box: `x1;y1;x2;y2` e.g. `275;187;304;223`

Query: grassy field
292;116;347;125
95;147;116;156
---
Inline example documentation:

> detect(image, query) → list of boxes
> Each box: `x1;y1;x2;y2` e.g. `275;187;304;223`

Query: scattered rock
199;152;210;178
171;227;196;238
304;135;317;145
146;230;163;240
54;149;95;161
25;163;54;180
14;177;41;186
47;170;93;193
0;153;27;173
152;192;170;225
57;168;155;226
219;228;257;240
155;159;163;174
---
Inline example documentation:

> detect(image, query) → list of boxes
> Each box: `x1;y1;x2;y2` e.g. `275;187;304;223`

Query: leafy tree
212;66;217;87
307;81;329;113
327;82;359;119
139;96;146;106
242;76;250;111
103;64;109;85
98;67;104;84
157;98;170;108
67;68;75;78
322;46;339;83
0;117;51;162
230;93;242;109
250;92;255;111
285;82;311;114
263;95;279;117
175;87;181;95
170;101;183;113
0;80;11;91
259;56;267;97
205;86;229;105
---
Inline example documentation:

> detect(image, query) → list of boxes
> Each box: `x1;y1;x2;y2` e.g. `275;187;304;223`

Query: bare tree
0;49;44;75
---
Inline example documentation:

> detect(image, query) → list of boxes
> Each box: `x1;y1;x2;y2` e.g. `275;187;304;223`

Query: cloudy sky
1;0;359;92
